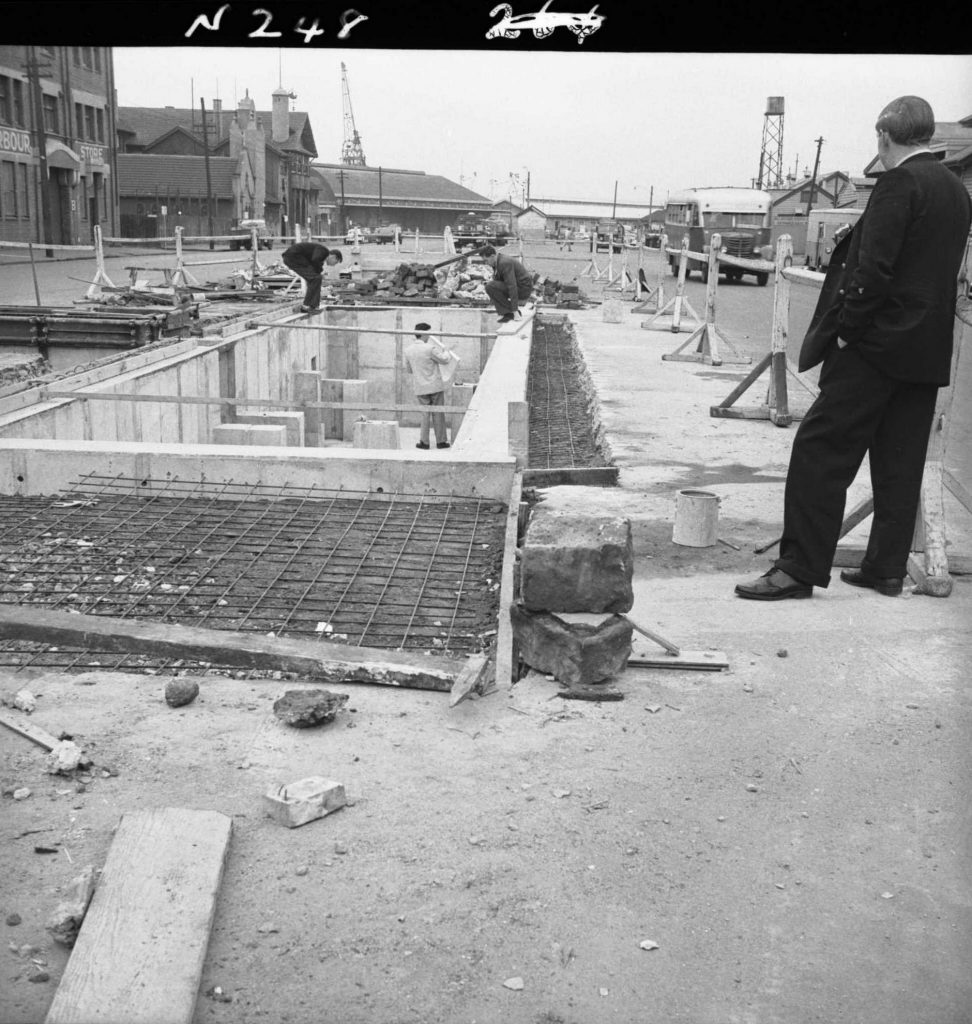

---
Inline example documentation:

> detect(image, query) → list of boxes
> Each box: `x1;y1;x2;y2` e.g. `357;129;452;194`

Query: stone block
352;419;401;449
211;423;287;447
263;777;347;828
520;512;633;613
237;411;305;447
511;606;632;685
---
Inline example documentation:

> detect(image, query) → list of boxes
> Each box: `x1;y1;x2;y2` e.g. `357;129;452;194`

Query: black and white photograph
1;5;971;1023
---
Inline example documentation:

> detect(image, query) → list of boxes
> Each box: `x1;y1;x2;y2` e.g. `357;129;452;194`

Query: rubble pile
332;260;493;304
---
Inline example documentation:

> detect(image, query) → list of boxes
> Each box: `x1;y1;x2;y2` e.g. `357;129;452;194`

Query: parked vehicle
374;223;400;245
663;188;773;285
805;208;865;270
229;218;273;251
594;220;624;254
454;211;510;248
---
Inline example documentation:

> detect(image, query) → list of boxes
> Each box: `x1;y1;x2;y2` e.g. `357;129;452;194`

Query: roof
665;188;772;213
116;153;238;196
117;105;316;157
863;120;972;177
527;198;657;219
945;142;972;167
308;167;337;205
312;164;491;208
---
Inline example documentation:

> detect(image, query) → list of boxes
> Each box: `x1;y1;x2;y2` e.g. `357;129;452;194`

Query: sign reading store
0;127;32;156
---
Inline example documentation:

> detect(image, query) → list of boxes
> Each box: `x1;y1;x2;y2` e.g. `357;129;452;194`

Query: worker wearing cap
479;245;534;324
403;322;452;450
282;241;343;312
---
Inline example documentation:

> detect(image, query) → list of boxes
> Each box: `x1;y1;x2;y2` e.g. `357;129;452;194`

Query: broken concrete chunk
273;689;349;728
13;689;37;713
45;740;85;776
520;512;634;613
264;777;347;828
46;865;99;947
164;678;200;708
511;607;632;686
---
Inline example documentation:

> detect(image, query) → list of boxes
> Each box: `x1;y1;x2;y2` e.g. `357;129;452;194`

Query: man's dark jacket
799;153;971;384
283;242;331;274
492;251;534;308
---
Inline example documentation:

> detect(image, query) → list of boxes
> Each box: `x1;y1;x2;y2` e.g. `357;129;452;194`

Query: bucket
672;489;719;547
602;298;624;323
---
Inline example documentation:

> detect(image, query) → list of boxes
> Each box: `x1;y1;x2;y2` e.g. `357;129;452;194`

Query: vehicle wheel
756;272;769;286
700;264;709;284
728;271;741;283
229;241;239;251
670;259;679;277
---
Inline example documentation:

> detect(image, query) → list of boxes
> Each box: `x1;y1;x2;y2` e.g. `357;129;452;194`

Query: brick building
116;88;322;240
0;45;119;245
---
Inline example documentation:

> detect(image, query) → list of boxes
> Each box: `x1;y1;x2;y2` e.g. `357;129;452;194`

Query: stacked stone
512;510;634;690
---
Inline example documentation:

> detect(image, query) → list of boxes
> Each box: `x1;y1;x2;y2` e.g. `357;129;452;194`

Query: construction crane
340;62;366;166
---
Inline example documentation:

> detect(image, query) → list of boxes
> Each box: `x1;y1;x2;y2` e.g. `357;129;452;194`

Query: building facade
116;89;321;241
0;45;119;245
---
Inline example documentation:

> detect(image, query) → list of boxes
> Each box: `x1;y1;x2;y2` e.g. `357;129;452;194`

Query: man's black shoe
734;568;813;601
497;314;514;324
436;442;450;449
415;441;430;450
839;568;903;596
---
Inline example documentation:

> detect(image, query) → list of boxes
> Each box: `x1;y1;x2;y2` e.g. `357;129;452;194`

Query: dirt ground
2;249;971;1024
3;543;971;1024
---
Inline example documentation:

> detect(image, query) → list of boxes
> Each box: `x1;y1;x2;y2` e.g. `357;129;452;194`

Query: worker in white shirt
403;322;452;449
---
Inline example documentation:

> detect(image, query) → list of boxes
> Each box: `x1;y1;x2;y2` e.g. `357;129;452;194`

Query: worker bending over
480;244;534;324
282;241;343;312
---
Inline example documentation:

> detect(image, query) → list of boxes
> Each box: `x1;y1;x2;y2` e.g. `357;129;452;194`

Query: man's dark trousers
484;279;531;317
775;345;938;588
282;253;322;309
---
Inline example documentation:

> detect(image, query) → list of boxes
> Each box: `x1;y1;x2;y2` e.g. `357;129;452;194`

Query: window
73;47;81;66
80;176;88;219
85;107;95;141
1;161;17;219
74;103;83;139
0;76;8;124
42;93;59;135
16;163;29;219
96;109;104;143
9;78;26;126
93;48;102;73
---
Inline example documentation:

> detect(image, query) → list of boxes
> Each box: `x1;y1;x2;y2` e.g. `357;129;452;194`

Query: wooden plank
0;606;465;692
449;653;490;707
43;808;232;1024
494;472;522;691
0;708;60;750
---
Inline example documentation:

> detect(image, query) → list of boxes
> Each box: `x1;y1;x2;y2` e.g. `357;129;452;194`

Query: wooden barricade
710;235;817;420
642;237;701;334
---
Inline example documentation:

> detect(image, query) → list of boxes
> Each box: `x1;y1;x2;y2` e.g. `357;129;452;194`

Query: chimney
237;88;255;128
271;87;291;145
213;97;222;136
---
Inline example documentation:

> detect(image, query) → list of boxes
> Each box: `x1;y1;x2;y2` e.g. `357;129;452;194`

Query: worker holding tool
479;244;534;324
403;322;453;450
281;241;343;312
735;95;972;602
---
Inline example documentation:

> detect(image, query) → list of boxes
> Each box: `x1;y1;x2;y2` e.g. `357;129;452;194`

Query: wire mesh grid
527;317;610;470
0;475;507;673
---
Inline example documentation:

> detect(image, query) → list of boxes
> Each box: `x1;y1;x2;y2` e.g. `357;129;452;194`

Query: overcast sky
111;49;972;208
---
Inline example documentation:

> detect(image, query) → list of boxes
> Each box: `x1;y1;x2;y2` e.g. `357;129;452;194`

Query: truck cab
229;218;273;251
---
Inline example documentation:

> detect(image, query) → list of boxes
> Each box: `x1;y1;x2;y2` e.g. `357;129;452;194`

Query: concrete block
520;511;634;613
293;371;323;439
211;423;288;447
263;776;347;828
342;379;369;442
237;411;305;447
352;419;400;449
511;606;632;685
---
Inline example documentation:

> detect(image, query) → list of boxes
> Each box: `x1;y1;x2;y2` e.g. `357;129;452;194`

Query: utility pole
26;47;54;256
200;99;215;249
806;136;823;223
612;180;618;220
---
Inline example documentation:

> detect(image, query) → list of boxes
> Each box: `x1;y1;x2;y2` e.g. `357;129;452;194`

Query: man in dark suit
480;244;535;324
736;95;972;601
281;241;343;312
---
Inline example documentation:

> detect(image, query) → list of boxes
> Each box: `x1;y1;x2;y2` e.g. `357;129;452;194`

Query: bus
663;187;773;285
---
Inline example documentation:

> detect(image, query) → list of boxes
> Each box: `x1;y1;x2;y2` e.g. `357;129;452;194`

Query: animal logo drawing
486;1;605;44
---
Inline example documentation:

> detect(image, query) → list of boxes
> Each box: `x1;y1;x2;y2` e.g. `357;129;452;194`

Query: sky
110;48;972;209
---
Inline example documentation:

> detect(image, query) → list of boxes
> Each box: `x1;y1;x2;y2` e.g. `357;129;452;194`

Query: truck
453;211;510;249
228;218;273;251
805;208;865;270
593;220;624;254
